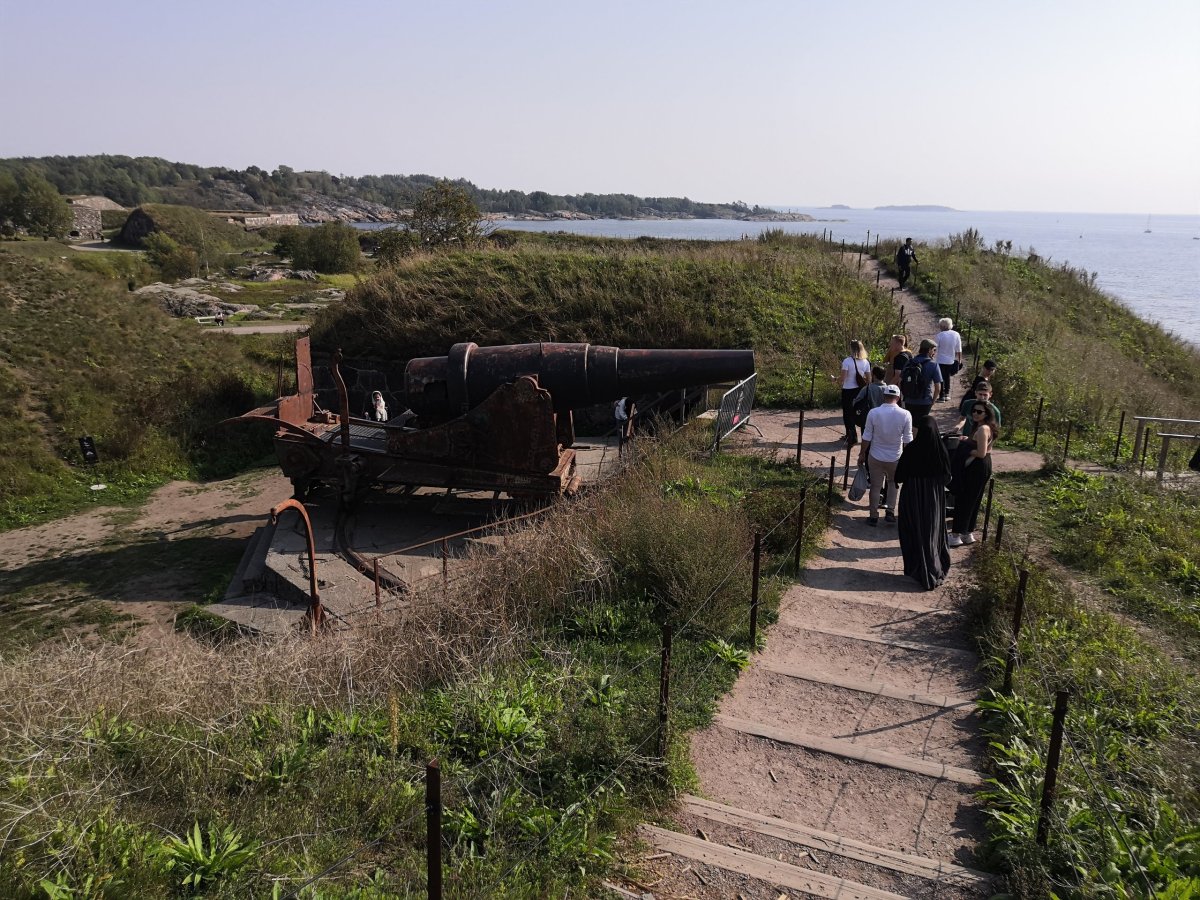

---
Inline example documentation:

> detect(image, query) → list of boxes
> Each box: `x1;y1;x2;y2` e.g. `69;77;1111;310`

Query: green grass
969;468;1200;896
0;434;831;898
879;234;1200;466
314;232;900;408
0;247;277;531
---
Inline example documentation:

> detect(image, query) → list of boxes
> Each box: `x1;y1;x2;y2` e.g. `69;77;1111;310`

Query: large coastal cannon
231;338;755;500
403;341;755;419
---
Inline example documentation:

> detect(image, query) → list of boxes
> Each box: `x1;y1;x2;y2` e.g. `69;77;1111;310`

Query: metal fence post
1156;434;1171;486
750;531;762;648
1063;420;1073;464
994;514;1005;549
981;478;995;541
441;538;449;588
1113;410;1126;464
657;622;673;761
808;363;816;406
1003;568;1029;695
426;759;443;900
1032;398;1045;449
1036;690;1072;846
1140;428;1153;476
842;443;852;489
827;456;835;502
374;558;381;610
796;409;805;465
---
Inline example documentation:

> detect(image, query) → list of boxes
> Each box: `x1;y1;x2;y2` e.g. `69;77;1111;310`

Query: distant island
827;204;852;210
874;205;957;212
0;154;811;224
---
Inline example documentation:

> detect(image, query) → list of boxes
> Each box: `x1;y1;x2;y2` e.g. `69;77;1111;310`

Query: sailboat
1144;215;1152;233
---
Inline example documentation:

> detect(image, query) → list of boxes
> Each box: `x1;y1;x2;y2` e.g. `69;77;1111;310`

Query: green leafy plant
156;822;258;894
705;637;750;671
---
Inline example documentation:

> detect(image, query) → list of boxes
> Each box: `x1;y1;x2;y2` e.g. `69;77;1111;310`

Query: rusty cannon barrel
403;342;755;418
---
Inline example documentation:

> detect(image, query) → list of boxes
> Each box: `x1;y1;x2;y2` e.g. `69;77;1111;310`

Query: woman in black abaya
894;416;952;590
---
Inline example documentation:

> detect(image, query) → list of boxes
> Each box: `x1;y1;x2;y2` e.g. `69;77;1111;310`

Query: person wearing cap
857;384;913;526
902;339;943;423
956;381;1002;437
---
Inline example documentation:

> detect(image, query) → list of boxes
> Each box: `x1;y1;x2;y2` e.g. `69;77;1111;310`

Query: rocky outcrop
134;282;255;319
289;193;402;224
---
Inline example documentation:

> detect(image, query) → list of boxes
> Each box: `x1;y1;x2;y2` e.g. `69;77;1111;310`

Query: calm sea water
490;209;1200;343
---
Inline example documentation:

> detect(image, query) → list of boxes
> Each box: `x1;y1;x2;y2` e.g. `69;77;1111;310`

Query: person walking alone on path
894;416;953;590
895;238;918;288
839;340;871;447
948;402;996;546
857;384;913;526
935;318;964;403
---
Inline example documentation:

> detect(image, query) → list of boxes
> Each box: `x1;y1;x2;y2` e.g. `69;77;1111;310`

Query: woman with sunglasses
948;403;996;546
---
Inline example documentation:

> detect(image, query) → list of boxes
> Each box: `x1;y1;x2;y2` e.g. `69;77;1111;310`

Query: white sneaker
961;532;976;545
947;534;964;548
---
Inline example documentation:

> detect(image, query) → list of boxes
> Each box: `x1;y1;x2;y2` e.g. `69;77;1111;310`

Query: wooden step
640;825;906;900
791;623;976;659
760;660;975;709
715;714;984;786
680;795;992;890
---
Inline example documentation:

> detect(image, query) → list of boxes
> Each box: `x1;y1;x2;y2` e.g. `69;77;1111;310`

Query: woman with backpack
839;340;871;446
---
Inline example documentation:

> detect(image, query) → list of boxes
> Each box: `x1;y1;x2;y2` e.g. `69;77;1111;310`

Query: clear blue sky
2;0;1197;214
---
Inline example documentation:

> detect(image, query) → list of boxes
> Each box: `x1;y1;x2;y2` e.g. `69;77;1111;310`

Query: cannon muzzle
404;342;755;418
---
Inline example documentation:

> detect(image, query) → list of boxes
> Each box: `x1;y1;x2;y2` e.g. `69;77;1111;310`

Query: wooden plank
782;586;953;618
640;825;907;900
760;660;975;710
715;714;984;786
681;795;992;889
794;623;976;659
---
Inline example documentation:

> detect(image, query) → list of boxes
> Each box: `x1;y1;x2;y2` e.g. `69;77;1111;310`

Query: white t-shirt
935;331;963;365
862;403;913;463
841;356;870;389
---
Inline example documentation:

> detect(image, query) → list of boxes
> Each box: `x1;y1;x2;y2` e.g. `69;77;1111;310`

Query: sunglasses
971;409;987;415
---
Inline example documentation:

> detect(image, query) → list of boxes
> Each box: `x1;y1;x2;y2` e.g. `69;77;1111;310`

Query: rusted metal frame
331;349;352;453
270;499;323;634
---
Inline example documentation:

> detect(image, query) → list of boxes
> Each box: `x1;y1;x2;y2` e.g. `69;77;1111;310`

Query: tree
292;222;361;274
9;172;73;240
404;181;486;250
144;232;199;280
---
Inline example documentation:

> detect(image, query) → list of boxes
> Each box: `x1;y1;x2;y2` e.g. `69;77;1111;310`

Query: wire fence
281;443;832;897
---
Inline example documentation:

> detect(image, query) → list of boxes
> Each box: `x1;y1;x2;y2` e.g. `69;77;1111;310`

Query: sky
2;0;1197;215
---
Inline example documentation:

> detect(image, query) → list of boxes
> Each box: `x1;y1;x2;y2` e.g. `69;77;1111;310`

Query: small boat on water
1144;215;1152;233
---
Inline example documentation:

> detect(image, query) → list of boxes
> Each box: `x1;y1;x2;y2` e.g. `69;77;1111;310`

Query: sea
486;209;1200;344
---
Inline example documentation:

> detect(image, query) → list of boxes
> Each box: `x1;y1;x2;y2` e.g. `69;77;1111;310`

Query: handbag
854;359;869;387
849;464;870;501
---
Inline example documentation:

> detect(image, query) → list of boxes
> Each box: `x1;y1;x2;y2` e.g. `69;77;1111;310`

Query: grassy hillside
883;234;1200;456
0;243;277;528
118;203;265;251
314;231;899;407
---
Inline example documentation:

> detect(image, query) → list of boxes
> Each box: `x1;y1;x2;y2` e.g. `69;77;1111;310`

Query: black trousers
938;364;956;400
841;388;859;443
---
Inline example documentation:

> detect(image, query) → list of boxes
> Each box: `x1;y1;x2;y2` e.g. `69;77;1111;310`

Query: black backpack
900;358;929;401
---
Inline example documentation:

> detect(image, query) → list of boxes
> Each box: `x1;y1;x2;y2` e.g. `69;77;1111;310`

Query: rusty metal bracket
270;499;324;635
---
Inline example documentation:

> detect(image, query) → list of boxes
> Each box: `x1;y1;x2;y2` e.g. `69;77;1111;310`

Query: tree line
0;155;773;219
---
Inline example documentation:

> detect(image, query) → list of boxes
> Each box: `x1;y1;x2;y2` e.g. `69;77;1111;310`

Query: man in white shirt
858;384;913;525
935;317;964;403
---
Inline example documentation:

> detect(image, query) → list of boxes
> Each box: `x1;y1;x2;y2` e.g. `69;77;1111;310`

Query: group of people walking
837;323;1001;590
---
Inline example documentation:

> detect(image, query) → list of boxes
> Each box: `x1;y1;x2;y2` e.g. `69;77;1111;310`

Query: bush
291;222;361;274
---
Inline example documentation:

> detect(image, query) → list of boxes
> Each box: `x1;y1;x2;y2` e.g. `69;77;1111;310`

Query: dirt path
0;469;291;645
627;263;1031;899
